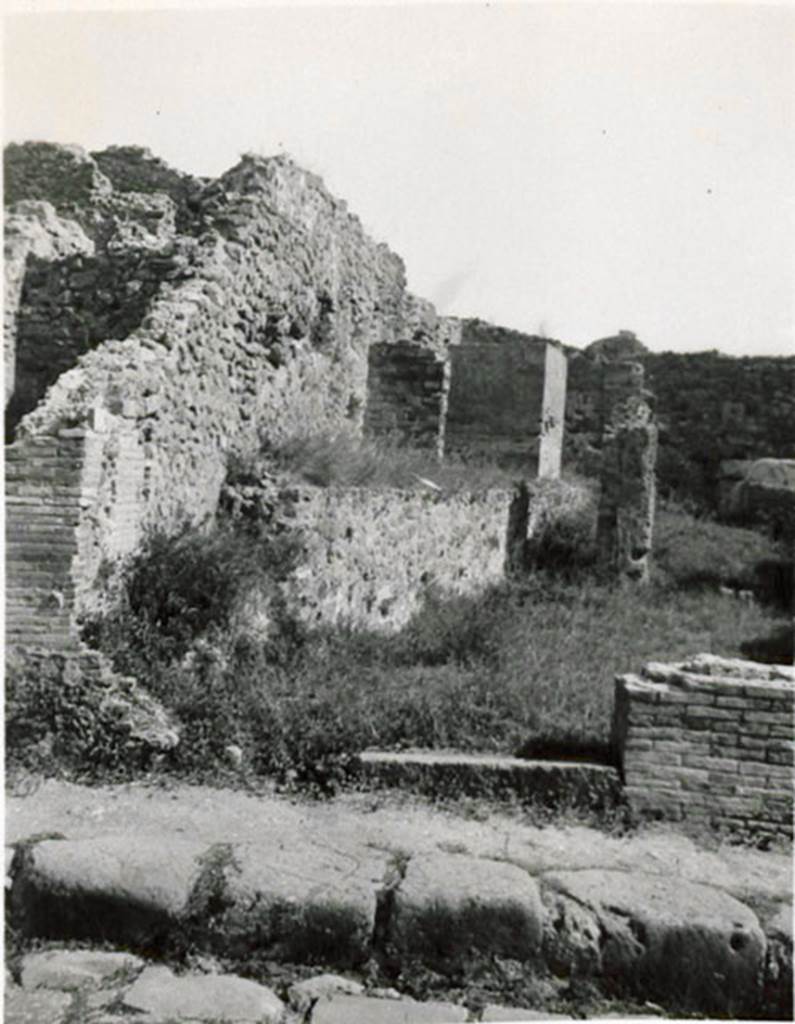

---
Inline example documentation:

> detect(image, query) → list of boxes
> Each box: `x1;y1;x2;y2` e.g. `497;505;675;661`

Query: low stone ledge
356;750;622;809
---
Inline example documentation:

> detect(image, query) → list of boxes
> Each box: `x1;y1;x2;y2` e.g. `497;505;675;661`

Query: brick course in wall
6;406;149;649
613;654;794;839
364;341;450;454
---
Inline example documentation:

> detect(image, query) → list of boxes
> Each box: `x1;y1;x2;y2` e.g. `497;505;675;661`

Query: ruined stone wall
274;478;589;632
7;248;183;435
565;340;795;509
596;362;658;582
444;320;566;476
363;342;450;454
5;144;447;643
4;202;95;406
614;655;794;839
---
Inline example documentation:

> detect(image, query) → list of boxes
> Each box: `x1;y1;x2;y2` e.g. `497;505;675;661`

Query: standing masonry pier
364;320;568;478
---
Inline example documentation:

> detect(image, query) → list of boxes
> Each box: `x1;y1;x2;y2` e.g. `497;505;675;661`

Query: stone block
20;949;143;992
386;852;544;965
10;835;206;945
312;994;467;1023
123;966;284;1023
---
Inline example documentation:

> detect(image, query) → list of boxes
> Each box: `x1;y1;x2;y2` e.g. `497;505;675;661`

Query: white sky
3;1;794;355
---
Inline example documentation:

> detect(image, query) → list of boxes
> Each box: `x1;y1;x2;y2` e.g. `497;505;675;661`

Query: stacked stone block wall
5;408;148;648
363;342;449;453
614;655;794;838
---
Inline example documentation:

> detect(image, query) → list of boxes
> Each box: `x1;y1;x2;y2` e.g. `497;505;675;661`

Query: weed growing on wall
262;428;522;492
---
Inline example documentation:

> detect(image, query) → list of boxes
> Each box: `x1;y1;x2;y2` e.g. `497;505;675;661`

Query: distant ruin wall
614;655;794;839
444;322;566;476
566;346;795;509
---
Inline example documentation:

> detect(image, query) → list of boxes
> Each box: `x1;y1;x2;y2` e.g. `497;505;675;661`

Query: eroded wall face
5;146;447;647
445;328;559;472
272;481;591;633
6;249;177;438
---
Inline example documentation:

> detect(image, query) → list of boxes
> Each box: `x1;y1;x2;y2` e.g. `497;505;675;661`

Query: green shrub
83;523;299;675
5;653;153;778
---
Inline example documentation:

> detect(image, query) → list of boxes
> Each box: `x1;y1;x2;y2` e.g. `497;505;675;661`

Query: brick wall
613;654;794;839
364;342;450;454
6;408;148;649
6;434;86;649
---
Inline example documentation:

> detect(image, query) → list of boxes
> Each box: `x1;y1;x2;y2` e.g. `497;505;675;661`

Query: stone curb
6;833;791;1017
356;751;622;808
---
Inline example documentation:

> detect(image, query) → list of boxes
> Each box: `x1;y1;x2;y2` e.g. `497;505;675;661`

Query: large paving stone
481;1007;571;1020
288;972;365;1012
10;835;207;945
209;839;386;965
311;994;467;1023
123;965;284;1022
541;869;766;1016
387;853;544;966
20;948;143;991
4;985;72;1024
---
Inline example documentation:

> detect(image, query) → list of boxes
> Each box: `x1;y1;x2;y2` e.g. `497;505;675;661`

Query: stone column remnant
596;361;657;582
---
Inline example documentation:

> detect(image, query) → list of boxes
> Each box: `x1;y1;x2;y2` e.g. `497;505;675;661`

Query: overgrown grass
7;482;790;792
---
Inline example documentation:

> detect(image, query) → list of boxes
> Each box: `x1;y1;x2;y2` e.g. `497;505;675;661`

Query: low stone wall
613;654;794;839
277;486;519;631
273;478;589;632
